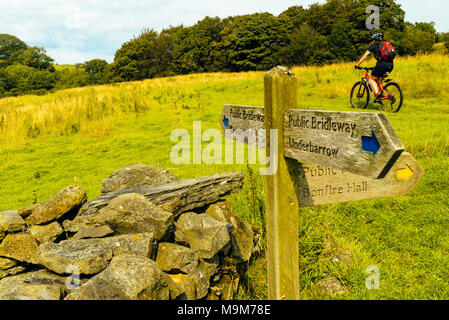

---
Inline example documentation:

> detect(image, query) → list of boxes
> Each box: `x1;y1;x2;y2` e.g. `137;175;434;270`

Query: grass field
1;53;448;299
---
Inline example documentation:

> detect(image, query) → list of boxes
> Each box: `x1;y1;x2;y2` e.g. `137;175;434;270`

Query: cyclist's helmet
371;32;384;41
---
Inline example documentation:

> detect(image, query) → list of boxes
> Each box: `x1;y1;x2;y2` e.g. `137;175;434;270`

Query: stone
0;266;26;279
37;233;155;275
197;257;219;282
94;254;170;300
100;233;156;258
163;273;186;300
93;193;174;241
101;164;178;194
62;215;99;233
73;225;114;239
188;270;210;299
206;286;222;300
211;257;241;300
214;274;239;300
79;172;244;217
25;185;87;225
18;204;37;218
167;274;189;298
167;273;196;300
175;212;232;259
0;257;18;270
0;270;67;300
64;276;129;300
164;257;218;300
38;239;113;275
28;222;63;244
205;201;254;263
334;249;356;267
314;276;348;296
0;210;25;232
0;234;39;264
167;271;211;300
156;243;199;274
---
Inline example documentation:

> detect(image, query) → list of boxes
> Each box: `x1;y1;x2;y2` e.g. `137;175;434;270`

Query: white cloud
46;47;113;65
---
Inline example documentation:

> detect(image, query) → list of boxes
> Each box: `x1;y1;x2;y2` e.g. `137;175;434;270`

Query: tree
280;23;333;66
108;27;182;82
414;22;438;43
278;5;307;31
0;34;27;66
149;25;183;76
0;69;7;97
212;13;290;72
3;64;55;96
108;29;158;81
327;20;358;61
397;22;437;55
18;46;55;71
441;33;449;51
83;59;108;84
170;17;226;74
55;65;89;90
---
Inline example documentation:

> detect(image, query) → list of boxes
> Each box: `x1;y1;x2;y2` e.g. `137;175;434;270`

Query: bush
3;64;55;96
440;33;449;51
55;66;89;90
396;22;438;55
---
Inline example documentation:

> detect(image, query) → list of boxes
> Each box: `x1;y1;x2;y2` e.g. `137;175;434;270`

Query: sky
1;0;448;65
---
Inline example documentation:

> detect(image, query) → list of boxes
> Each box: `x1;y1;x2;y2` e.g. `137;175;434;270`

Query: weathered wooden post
264;66;300;300
220;66;420;300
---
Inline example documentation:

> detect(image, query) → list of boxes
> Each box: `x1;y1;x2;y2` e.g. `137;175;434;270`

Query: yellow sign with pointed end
396;165;414;182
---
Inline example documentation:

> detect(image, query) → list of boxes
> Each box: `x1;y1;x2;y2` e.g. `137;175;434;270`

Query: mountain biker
355;33;394;101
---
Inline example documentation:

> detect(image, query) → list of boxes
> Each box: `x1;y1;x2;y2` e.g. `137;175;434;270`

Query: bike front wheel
350;81;370;109
382;82;403;113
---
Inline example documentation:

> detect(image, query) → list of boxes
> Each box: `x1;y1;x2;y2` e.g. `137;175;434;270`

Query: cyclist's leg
371;62;389;97
377;63;394;95
368;74;380;96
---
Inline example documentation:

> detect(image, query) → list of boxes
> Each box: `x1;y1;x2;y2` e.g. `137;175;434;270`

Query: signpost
284;109;404;179
293;152;424;207
221;66;424;300
221;107;405;179
221;105;265;147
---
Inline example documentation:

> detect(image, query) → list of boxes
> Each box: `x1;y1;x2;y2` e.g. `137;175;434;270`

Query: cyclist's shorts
372;62;394;78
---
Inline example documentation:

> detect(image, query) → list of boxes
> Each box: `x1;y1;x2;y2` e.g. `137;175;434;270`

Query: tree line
1;0;448;98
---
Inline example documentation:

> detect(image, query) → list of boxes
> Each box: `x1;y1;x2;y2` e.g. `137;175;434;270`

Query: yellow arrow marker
396;165;414;182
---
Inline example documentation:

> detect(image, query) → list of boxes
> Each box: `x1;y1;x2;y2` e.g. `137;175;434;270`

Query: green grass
1;54;449;299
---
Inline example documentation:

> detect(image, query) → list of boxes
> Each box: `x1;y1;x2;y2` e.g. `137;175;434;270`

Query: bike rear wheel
350;81;370;109
382;82;403;113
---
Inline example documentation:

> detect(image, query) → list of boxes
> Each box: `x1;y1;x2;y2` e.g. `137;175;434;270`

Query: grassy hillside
1;53;448;299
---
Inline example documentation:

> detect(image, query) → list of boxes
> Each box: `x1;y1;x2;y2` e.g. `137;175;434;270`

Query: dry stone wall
0;165;254;300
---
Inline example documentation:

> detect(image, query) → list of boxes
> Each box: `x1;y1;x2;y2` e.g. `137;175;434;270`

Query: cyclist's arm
356;50;371;67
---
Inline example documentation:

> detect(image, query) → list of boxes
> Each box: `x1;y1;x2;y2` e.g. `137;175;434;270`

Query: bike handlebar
355;66;374;71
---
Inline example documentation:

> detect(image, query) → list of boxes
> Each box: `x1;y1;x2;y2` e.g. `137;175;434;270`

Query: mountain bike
350;66;403;113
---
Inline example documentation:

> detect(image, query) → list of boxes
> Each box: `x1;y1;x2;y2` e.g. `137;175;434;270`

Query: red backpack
379;41;396;62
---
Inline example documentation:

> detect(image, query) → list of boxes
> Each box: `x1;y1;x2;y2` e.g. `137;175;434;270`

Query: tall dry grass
0;54;448;148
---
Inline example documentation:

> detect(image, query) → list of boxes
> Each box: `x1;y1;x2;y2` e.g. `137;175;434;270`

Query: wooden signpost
220;105;265;147
284;109;404;179
293;152;424;207
221;107;405;179
221;66;424;300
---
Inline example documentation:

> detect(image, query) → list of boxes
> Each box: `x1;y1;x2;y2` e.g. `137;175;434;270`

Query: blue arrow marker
222;117;229;128
361;131;381;156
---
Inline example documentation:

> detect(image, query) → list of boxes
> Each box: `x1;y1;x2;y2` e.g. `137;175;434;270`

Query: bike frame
361;70;392;101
